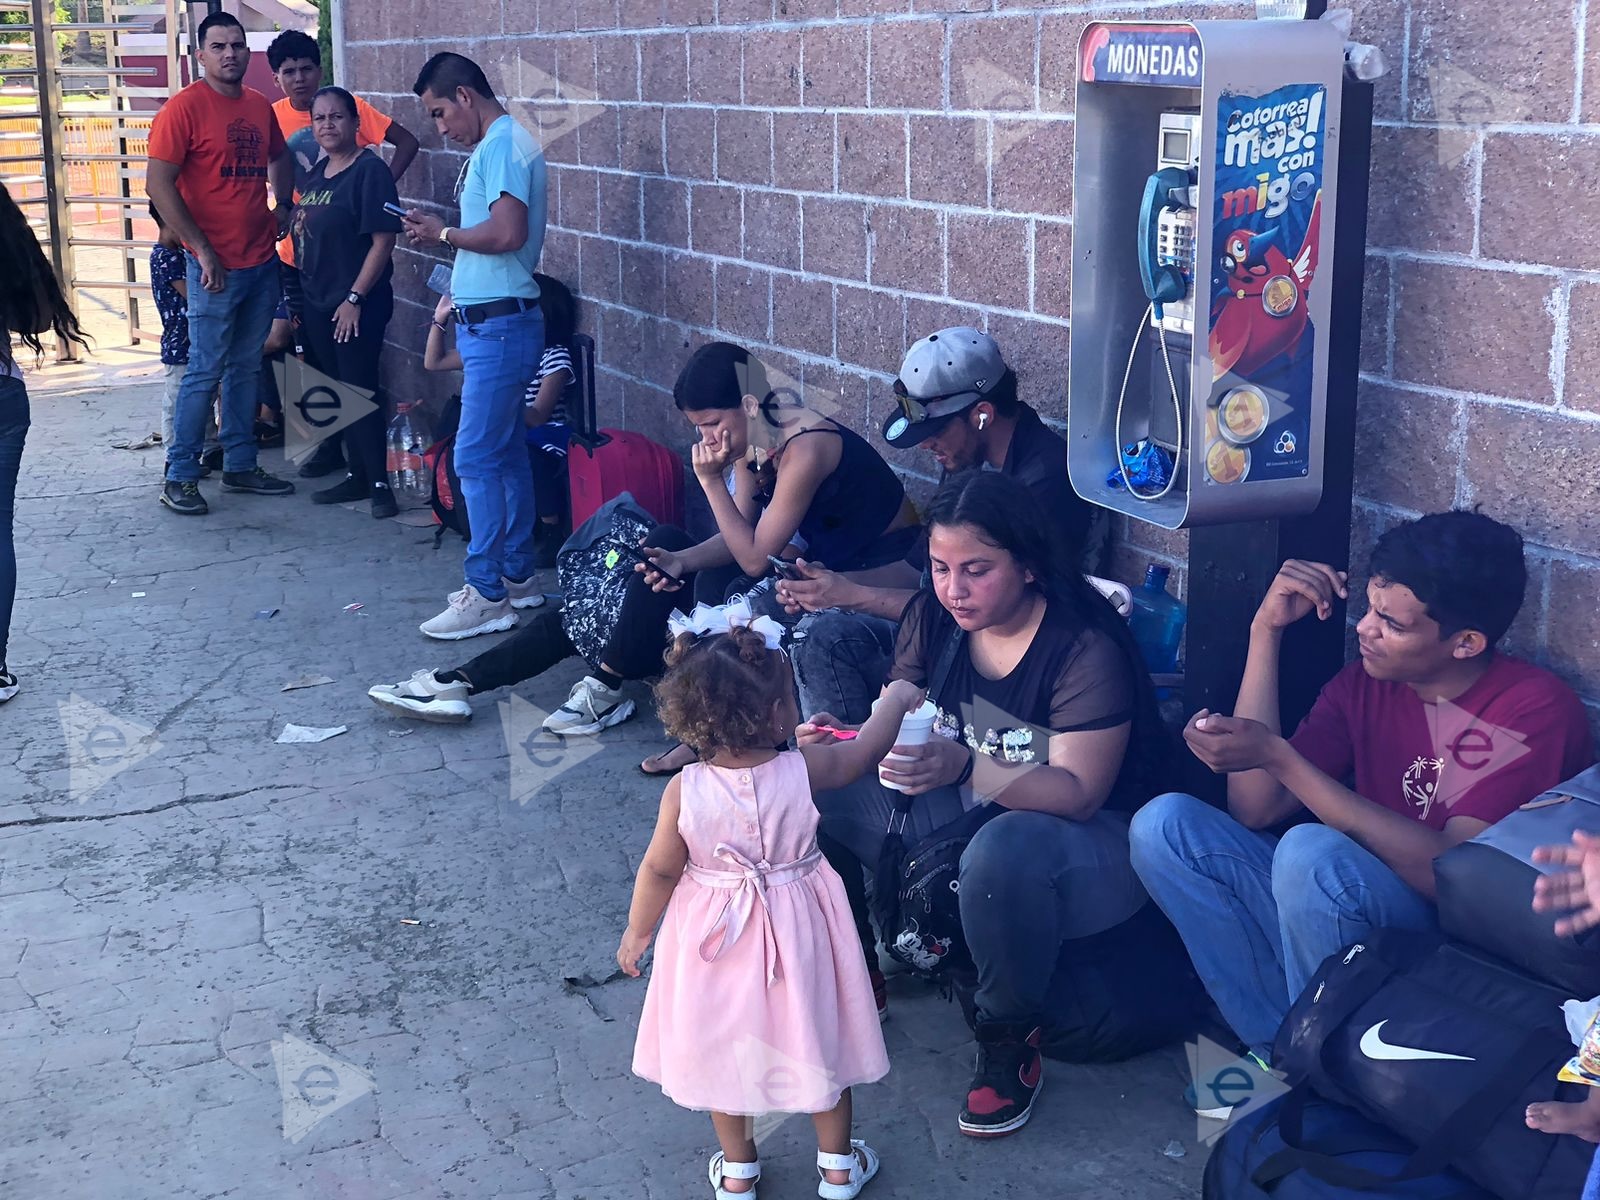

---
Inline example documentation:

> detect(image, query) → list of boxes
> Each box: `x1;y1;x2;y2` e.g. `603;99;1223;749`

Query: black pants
454;524;744;693
297;287;392;490
530;448;566;526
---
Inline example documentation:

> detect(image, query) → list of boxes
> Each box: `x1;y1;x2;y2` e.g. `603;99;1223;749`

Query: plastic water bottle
386;403;432;509
1129;564;1186;675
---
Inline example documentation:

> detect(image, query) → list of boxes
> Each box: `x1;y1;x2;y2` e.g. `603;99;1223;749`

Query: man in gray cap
778;326;1103;724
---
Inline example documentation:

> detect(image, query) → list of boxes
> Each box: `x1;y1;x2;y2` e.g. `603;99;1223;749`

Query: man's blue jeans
1128;792;1437;1056
455;308;542;601
165;256;278;482
791;609;900;723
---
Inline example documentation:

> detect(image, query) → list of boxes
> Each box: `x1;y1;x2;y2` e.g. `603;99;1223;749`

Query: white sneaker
368;669;472;723
419;586;518;641
542;675;635;735
0;668;17;704
503;575;547;611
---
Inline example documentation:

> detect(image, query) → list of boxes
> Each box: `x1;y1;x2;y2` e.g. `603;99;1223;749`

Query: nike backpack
1272;929;1592;1199
1202;1092;1494;1199
1434;764;1600;997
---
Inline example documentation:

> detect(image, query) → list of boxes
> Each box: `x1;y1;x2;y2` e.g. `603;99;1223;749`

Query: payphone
1069;20;1345;529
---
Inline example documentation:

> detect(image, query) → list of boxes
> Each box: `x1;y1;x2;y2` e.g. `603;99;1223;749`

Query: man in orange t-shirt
146;11;295;512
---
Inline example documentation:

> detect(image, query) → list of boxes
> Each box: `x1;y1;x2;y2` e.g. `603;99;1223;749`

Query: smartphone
426;263;453;296
382;201;408;219
767;555;804;581
610;541;681;585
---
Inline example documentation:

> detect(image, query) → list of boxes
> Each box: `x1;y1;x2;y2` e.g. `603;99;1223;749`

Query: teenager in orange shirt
147;11;296;514
267;29;418;480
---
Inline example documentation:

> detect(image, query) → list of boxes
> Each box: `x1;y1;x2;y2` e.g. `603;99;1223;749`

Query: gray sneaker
368;669;472;723
419;585;518;641
503;575;547;611
542;675;635;735
222;467;295;496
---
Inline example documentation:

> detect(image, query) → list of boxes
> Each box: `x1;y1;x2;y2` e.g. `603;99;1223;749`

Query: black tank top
767;420;909;572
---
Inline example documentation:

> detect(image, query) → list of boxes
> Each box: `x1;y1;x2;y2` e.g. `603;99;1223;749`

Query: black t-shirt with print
888;589;1160;813
289;150;402;313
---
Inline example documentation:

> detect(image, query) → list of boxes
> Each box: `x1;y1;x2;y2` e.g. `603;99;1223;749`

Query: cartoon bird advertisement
1205;82;1326;486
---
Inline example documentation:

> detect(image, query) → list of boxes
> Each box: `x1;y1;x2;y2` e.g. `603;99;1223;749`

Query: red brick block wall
343;1;1600;720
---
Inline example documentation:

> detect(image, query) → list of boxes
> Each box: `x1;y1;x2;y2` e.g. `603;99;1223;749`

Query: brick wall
342;0;1600;722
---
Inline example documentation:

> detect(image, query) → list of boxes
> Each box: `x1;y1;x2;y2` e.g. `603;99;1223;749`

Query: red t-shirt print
147;80;286;270
1287;655;1595;830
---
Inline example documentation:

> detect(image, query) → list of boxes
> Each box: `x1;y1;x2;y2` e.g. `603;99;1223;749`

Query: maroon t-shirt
1288;655;1595;829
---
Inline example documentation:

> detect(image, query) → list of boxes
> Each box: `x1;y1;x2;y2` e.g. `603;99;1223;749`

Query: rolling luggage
566;333;685;530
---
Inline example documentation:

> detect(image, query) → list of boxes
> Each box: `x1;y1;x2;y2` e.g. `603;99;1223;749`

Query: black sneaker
312;474;366;505
369;483;398;519
222;467;294;496
298;441;345;478
530;521;565;569
200;445;224;472
958;1022;1043;1138
159;479;209;515
255;420;284;448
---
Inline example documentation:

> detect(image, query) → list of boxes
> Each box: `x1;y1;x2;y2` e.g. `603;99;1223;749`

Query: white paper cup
877;699;937;792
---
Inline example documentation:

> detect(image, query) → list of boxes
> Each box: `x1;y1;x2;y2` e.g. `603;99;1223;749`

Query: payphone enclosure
1067;20;1345;529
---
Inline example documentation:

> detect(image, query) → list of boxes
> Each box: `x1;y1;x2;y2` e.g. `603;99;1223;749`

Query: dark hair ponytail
0;182;90;369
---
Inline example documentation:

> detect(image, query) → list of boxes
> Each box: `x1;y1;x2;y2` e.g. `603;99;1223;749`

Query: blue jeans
166;255;279;482
456;309;543;600
1128;792;1437;1056
1585;1147;1600;1200
0;375;28;666
815;778;1146;1023
791;609;900;724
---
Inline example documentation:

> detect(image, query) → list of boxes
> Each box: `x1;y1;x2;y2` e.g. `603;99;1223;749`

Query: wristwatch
346;290;364;307
439;226;453;247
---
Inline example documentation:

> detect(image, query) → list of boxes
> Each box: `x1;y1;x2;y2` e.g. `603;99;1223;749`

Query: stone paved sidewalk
0;349;1208;1199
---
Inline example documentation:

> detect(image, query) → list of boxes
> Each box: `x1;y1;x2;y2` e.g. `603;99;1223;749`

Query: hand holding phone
382;201;408;219
610;541;682;586
767;555;804;581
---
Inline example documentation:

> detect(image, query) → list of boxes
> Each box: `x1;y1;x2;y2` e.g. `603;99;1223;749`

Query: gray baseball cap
882;327;1008;448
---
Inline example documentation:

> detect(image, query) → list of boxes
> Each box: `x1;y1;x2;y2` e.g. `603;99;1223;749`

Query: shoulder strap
927;622;966;705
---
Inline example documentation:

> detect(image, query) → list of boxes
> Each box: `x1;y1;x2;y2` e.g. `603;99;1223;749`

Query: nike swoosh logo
1359;1020;1476;1063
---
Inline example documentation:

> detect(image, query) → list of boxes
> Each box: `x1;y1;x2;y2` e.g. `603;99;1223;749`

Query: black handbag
554;492;656;670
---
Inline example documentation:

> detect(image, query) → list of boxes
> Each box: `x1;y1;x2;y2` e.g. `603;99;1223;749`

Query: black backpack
1274;929;1593;1199
427;395;469;544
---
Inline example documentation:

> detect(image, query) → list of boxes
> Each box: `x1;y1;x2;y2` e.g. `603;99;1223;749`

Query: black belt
453;296;538;324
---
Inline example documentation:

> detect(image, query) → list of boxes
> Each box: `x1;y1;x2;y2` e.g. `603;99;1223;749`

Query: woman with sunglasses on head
368;342;922;766
0;181;91;702
289;85;403;517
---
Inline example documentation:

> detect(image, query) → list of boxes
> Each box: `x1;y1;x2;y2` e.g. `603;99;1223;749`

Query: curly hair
653;627;792;757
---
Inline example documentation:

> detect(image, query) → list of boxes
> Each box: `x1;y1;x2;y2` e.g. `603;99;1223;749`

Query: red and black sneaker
868;966;888;1022
958;1021;1043;1138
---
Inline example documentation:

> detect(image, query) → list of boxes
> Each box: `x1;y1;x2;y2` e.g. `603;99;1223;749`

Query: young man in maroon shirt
1130;511;1594;1097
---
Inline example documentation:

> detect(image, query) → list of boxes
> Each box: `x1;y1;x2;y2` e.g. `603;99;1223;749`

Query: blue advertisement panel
1204;83;1326;488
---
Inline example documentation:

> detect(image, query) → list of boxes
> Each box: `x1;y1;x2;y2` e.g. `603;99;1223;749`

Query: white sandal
708;1151;760;1199
816;1140;879;1199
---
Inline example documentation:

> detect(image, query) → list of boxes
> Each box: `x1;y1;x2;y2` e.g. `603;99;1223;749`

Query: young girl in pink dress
618;612;924;1200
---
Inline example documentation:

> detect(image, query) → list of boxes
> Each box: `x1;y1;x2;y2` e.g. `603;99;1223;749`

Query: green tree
316;0;331;83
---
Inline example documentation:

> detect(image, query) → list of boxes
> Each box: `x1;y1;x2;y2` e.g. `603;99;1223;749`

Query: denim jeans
815;777;1147;1024
791;609;899;724
1128;792;1437;1056
0;375;28;666
455;308;543;600
1585;1147;1600;1200
166;256;279;482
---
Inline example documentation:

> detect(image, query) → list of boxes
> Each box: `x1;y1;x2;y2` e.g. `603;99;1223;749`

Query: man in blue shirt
403;52;548;640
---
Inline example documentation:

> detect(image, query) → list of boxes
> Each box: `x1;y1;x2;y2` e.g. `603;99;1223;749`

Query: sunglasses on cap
884;378;980;443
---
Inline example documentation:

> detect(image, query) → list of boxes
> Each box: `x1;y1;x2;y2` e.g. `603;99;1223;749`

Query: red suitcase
567;333;686;529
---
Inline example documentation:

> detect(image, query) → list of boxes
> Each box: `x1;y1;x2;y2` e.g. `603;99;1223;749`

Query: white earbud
977;413;989;431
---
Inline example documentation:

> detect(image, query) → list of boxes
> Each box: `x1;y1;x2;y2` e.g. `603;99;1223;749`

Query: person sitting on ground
367;341;921;743
801;469;1172;1139
424;272;577;568
1129;511;1595;1114
777;326;1104;730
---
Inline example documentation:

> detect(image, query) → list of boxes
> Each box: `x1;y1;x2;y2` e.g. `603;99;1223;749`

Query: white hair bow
667;598;786;651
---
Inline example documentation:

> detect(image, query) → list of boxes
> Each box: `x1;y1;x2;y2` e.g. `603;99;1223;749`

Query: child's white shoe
708;1151;760;1199
816;1140;879;1199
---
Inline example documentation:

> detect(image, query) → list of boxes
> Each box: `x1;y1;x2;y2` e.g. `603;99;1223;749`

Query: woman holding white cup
799;471;1176;1140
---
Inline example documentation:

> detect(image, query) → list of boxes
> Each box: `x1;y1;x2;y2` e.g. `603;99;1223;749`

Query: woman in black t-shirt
288;86;403;518
804;470;1175;1139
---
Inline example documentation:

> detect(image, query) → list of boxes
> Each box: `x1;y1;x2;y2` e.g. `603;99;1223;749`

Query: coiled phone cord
1113;301;1184;501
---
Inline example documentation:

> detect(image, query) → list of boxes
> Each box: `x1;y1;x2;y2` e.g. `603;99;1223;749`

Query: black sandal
639;741;695;778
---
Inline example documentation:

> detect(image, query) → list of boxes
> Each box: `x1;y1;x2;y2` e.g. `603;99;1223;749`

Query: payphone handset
1115;110;1201;502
